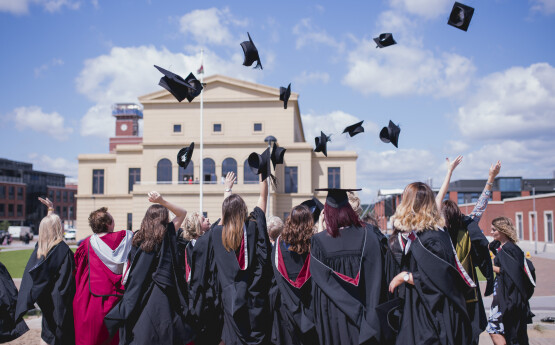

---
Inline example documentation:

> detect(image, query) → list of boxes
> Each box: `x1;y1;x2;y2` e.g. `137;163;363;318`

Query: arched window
243;159;259;184
222;158;237;184
157;159;172;183
203;158;216;184
178;161;194;184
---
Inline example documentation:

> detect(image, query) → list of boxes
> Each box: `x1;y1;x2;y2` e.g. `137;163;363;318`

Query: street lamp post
264;135;277;216
533;186;537;254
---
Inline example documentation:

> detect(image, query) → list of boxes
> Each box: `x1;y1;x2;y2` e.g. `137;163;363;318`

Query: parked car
7;226;33;241
64;229;76;241
0;230;12;245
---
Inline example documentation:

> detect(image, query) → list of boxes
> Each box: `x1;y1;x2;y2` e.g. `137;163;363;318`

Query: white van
7;226;34;241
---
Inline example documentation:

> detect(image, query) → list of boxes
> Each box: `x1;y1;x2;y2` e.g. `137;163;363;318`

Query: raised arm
223;171;236;200
256;175;268;214
469;160;501;220
147;191;187;230
38;197;54;216
435;155;463;210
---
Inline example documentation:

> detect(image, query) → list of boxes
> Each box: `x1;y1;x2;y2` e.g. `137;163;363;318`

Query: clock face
120;124;128;131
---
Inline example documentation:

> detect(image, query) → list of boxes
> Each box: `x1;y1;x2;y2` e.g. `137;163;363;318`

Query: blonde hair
392;182;445;232
492;216;518;243
183;212;203;241
267;216;284;242
37;214;64;258
348;191;363;217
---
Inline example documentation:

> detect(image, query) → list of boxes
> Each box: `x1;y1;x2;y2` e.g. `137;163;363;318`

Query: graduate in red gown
73;207;134;345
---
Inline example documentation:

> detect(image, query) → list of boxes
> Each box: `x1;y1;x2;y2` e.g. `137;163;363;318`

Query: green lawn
0;247;76;279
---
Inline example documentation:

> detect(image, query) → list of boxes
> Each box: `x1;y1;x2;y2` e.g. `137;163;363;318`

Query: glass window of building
157;159;172;183
328;167;340;189
56;206;61;215
63;207;67;219
516;213;524;240
69;206;74;219
127;213;133;231
49;190;54;200
0;186;4;199
203;158;216;184
0;204;4;217
8;204;14;216
70;192;74;202
178;162;194;183
254;123;262;132
63;191;68;202
498;177;522;192
222;158;237;183
244;159;259;184
284;166;298;193
546;212;553;243
8;186;14;199
17;205;23;217
92;169;104;194
213;124;222;132
129;168;141;192
17;187;23;200
56;190;61;201
173;124;182;133
458;193;465;205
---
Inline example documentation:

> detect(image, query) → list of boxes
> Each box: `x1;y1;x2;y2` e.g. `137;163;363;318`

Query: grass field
0;247;77;279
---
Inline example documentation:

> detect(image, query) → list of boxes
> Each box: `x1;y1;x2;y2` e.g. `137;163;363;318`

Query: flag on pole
197;64;204;74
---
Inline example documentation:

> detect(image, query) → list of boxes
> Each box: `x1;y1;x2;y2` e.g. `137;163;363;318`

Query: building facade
76;75;357;240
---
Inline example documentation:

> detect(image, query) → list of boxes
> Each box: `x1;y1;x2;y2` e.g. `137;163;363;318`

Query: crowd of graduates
0;158;538;345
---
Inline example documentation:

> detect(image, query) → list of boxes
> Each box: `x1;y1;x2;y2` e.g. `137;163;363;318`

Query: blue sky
1;0;554;202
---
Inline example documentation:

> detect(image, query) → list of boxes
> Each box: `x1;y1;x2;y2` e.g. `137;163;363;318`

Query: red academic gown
73;230;132;345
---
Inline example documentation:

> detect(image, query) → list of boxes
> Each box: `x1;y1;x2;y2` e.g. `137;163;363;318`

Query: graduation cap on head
248;147;271;182
240;32;263;69
379;120;401;148
343;120;364;137
270;144;286;169
448;2;474;32
177;142;194;170
154;65;203;103
373;33;397;48
280;83;291;109
300;197;325;223
314;131;331;157
315;188;362;209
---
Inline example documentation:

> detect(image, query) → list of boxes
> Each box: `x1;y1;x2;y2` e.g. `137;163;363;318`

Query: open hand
148;191;163;204
38;197;53;209
489;160;501;179
446;155;463;172
224;171;236;190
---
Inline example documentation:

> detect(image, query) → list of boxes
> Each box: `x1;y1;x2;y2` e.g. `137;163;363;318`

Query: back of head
282;205;314;254
267;216;284;243
37;214;64;258
441;199;464;242
492;216;518;243
88;207;113;234
133;204;169;252
348;191;362;217
222;194;248;252
362;213;379;228
183;212;202;241
393;182;444;232
323;202;363;238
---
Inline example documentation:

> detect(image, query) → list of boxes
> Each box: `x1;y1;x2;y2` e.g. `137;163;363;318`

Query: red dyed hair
323;203;363;238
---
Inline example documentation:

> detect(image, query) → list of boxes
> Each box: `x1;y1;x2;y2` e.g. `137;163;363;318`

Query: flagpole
199;49;204;214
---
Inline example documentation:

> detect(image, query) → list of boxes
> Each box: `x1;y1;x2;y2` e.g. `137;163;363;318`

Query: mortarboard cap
343;120;365;137
154;65;202;103
177;142;194;170
270;144;286;170
183;72;203;102
280;83;291;109
300;197;325;223
240;32;263;69
379;120;401;148
248;147;271;182
375;297;402;342
314;131;331;157
373;33;397;48
448;2;474;32
315;188;362;209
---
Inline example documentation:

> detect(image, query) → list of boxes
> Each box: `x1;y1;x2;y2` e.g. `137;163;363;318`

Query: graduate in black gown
209;175;272;345
16;201;75;345
177;211;212;286
486;216;535;345
388;182;473;345
104;191;195;345
270;205;317;345
0;261;28;343
310;188;385;345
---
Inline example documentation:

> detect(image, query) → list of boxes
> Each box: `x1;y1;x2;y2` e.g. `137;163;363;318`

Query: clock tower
109;103;143;152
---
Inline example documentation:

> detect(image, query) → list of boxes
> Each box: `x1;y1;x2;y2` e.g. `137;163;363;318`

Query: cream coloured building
76;75;357;240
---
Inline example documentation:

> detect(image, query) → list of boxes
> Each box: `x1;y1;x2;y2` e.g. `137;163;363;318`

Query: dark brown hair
362;213;379;228
221;194;248;252
281;205;314;254
442;199;465;245
88;207;113;234
323;203;363;238
133;204;169;253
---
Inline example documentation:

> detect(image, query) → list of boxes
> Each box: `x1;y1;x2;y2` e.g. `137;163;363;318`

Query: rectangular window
0;186;5;199
254;123;262;131
56;206;61;215
284;167;298;193
516;213;524;240
529;212;537;241
17;187;23;200
498;178;522;192
173;124;182;133
8;204;14;216
56;190;61;202
458;193;465;205
17;205;23;217
328;167;340;189
213;123;222;132
49;190;54;201
545;212;553;243
8;186;14;200
69;206;74;219
92;169;105;194
128;168;141;193
0;204;4;217
63;207;67;219
70;192;74;202
63;191;68;202
127;213;132;230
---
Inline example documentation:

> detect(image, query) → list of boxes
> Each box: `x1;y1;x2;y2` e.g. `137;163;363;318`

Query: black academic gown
0;262;28;343
395;229;473;345
270;238;316;345
189;219;223;345
104;223;195;345
492;240;535;345
210;207;272;345
310;225;385;345
15;242;75;345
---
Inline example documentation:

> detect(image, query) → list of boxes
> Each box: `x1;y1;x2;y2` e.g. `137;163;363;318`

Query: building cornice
78;154;116;162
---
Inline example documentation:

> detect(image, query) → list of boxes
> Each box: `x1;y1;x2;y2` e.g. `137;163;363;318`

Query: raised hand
489;160;501;179
38;197;53;209
447;155;463;172
148;191;164;204
225;171;236;190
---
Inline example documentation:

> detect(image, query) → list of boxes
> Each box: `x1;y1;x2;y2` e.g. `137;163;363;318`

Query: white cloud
446;140;470;153
292;18;344;52
455;63;555;140
390;0;452;19
76;45;262;138
0;0;28;14
293;71;330;85
13;106;73;141
179;7;246;46
28;153;78;179
531;0;555;14
34;58;64;77
0;0;80;14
